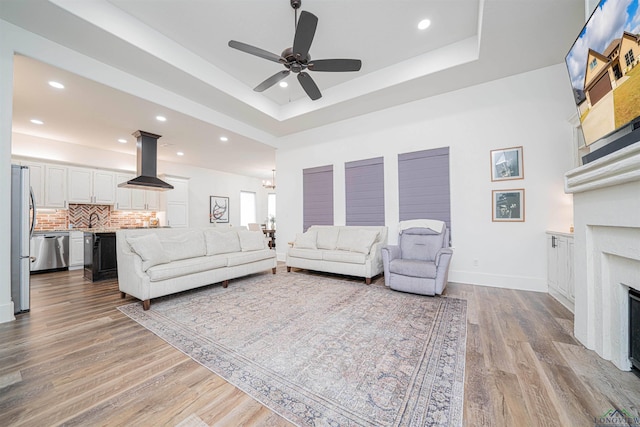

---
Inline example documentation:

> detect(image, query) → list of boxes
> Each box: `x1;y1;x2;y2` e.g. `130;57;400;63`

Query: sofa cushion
147;255;227;282
389;259;437;278
322;250;366;265
126;233;171;272
238;230;267;251
160;230;206;261
288;247;323;260
293;230;317;249
350;229;379;254
226;249;273;267
336;228;359;251
316;227;340;250
204;230;241;255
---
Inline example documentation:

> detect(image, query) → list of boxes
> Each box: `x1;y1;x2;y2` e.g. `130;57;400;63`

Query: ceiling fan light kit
228;0;362;101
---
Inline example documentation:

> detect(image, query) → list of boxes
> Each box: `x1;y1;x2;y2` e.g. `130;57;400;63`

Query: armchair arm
381;245;401;287
434;248;453;295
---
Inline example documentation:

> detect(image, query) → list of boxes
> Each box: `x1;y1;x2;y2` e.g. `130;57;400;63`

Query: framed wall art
492;189;525;222
210;196;229;223
490;146;524;181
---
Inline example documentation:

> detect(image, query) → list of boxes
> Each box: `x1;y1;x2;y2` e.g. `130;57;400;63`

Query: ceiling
2;0;585;181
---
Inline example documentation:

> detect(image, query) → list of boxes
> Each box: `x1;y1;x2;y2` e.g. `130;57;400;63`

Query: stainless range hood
118;130;174;191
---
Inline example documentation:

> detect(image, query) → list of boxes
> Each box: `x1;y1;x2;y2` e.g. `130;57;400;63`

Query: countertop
35;226;168;234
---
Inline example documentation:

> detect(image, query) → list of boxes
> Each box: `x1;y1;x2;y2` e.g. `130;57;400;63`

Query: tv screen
565;0;640;156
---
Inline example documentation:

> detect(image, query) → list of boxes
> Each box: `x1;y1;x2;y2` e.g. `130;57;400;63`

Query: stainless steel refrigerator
11;164;36;314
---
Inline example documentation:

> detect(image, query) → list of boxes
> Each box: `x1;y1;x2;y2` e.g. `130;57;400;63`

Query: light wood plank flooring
1;267;639;426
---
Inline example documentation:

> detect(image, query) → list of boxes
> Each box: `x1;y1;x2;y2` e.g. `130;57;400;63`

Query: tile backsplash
34;204;157;230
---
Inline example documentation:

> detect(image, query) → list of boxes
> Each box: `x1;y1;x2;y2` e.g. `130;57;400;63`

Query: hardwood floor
1;267;639;426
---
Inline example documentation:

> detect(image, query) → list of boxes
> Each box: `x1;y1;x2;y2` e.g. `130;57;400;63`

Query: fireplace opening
630;288;640;375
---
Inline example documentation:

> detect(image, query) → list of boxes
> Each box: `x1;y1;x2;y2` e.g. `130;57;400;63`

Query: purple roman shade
345;157;384;226
303;165;334;231
398;147;451;235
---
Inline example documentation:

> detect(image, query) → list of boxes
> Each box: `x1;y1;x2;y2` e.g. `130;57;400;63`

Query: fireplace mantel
565;141;640;194
565;141;640;370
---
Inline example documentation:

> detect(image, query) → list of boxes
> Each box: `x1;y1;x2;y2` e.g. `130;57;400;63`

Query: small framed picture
492;189;525;222
490;146;524;181
210;196;229;223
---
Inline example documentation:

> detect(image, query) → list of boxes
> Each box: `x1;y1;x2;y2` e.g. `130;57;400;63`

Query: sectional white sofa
286;225;388;284
116;227;276;310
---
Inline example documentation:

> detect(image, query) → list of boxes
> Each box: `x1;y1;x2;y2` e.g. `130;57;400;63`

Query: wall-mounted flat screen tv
565;0;640;162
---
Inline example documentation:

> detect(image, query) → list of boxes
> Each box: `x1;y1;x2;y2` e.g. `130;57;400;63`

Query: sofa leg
272;267;276;274
365;277;372;285
222;280;229;288
120;291;126;299
142;300;150;310
287;266;291;272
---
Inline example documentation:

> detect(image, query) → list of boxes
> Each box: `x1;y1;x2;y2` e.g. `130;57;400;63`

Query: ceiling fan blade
297;72;322;100
254;70;290;92
308;59;362;72
228;40;283;64
293;11;318;61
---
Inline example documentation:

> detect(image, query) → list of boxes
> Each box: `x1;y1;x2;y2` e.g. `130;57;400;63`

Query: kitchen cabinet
114;173;134;210
68;167;115;205
114;173;160;211
44;164;68;208
161;176;189;227
68;230;84;270
547;231;574;313
22;161;44;206
131;188;159;211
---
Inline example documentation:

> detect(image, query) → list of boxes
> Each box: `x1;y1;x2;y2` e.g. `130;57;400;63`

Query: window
398;147;451;234
345;157;385;226
303;165;333;231
240;191;256;226
267;193;276;222
625;50;635;67
589;58;598;70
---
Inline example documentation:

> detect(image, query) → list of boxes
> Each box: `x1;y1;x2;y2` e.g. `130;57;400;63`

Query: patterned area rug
119;271;467;426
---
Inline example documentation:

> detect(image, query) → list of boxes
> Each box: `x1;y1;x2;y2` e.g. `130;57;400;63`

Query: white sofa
116;227;276;310
286;225;388;284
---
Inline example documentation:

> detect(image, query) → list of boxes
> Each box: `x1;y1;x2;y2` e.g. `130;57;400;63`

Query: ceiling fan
228;0;362;101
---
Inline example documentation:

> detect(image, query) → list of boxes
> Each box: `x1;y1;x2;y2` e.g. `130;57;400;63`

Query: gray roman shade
303;165;334;231
345;157;384;226
398;147;451;234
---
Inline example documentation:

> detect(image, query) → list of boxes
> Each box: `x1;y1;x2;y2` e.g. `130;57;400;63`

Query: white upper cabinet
44;164;68;209
115;173;160;211
115;173;134;210
68;167;115;205
22;161;44;206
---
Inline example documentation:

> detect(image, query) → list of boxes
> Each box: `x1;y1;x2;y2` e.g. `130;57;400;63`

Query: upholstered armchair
381;220;453;296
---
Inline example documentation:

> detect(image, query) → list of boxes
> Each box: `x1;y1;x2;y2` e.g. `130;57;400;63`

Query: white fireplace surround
565;141;640;370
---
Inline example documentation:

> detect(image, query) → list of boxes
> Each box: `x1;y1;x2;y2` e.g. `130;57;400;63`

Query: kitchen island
83;231;118;282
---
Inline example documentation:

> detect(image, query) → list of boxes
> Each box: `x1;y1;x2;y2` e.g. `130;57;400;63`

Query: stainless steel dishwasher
30;232;69;273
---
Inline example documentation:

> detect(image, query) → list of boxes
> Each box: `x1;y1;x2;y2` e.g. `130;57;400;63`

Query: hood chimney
117;130;174;191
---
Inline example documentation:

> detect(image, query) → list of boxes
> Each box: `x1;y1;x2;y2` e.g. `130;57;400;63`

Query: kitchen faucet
88;212;99;229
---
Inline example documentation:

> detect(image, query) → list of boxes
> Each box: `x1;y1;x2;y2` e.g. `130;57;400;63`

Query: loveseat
116;227;276;310
286;225;388;284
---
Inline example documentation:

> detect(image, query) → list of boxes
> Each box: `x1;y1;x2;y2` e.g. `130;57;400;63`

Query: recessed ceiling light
48;81;64;89
418;19;431;30
279;81;288;88
176;151;184;156
30;119;44;125
118;138;127;144
156;115;167;122
220;136;229;142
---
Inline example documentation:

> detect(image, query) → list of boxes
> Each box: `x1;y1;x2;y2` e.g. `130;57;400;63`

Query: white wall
275;64;576;292
11;134;270;228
